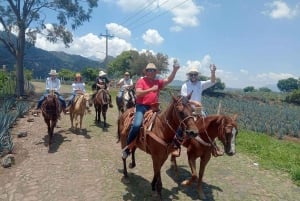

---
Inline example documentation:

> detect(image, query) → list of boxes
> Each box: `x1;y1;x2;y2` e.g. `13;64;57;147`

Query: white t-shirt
181;80;215;102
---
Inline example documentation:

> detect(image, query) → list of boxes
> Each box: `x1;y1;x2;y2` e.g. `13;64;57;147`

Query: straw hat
124;72;130;75
187;67;199;75
99;71;107;76
145;63;157;70
48;69;58;75
75;73;81;77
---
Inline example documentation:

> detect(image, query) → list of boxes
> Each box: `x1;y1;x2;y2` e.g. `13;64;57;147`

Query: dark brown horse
41;92;61;147
116;87;136;116
170;114;238;200
94;89;109;127
118;93;199;200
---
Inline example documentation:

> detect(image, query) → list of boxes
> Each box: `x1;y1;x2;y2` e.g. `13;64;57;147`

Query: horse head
170;92;199;138
216;114;238;156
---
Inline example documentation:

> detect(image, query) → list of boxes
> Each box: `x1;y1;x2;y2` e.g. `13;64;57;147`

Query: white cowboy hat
99;70;107;76
145;63;157;70
48;69;58;75
124;72;130;75
187;67;199;75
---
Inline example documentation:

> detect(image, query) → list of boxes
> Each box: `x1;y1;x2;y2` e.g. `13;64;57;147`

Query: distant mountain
0;41;104;78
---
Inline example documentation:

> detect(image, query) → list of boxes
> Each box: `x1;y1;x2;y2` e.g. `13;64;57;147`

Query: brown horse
118;93;199;200
116;87;136;116
170;114;238;200
94;89;109;127
69;93;89;130
41;91;61;147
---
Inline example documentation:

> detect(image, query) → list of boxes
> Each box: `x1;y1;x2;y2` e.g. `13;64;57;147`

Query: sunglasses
190;73;198;77
146;69;157;72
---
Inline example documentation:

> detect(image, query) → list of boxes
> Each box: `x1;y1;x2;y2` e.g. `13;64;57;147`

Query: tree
277;78;299;92
0;0;99;97
258;87;272;92
243;86;256;92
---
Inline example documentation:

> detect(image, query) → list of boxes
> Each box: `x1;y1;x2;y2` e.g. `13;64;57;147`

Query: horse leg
75;114;79;129
197;154;211;200
46;120;51;146
79;114;83;130
182;153;198;186
70;112;74;129
129;147;136;169
122;157;128;177
151;156;166;200
170;155;178;176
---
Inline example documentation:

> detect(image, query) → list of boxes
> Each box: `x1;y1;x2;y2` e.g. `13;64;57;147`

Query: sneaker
121;148;130;159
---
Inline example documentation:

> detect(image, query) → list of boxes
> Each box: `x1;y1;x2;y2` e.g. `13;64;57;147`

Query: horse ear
186;91;193;100
232;114;238;121
169;92;177;101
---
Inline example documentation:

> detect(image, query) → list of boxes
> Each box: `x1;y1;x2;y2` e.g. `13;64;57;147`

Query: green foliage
259;87;272;92
81;67;99;82
243;86;256;92
107;50;169;78
285;89;300;105
237;130;300;186
277;77;299;92
59;68;75;81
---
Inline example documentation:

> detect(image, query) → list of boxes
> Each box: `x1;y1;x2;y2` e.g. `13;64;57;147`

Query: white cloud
263;1;299;19
240;69;249;74
142;29;164;45
106;23;131;40
35;29;132;60
115;0;202;31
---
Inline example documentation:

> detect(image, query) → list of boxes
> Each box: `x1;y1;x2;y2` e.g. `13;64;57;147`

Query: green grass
237;130;300;186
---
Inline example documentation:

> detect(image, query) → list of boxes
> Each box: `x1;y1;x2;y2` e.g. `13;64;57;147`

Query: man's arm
163;65;180;86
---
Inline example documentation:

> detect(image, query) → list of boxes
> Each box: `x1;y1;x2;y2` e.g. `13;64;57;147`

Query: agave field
162;89;300;139
0;98;32;156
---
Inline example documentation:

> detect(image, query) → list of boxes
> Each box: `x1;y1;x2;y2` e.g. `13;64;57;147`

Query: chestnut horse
118;93;199;200
170;114;238;200
69;93;89;130
116;87;136;116
94;89;109;127
41;91;61;147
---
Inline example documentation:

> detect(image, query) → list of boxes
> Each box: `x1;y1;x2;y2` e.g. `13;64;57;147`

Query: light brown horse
118;93;199;200
170;114;238;200
41;91;61;148
69;93;89;130
94;89;109;127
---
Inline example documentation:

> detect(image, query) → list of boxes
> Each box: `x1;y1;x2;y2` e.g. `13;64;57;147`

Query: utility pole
100;29;114;68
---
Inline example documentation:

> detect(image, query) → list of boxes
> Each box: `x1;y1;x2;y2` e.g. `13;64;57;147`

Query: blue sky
33;0;299;89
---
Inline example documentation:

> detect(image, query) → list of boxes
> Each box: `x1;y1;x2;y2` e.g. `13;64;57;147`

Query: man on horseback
174;64;223;157
116;72;133;106
92;70;113;108
66;73;86;111
121;62;180;159
34;69;67;115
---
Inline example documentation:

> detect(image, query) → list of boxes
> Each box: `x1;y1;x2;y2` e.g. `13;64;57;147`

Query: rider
174;64;223;157
121;62;180;159
116;72;133;106
66;73;86;111
93;70;113;108
34;69;67;115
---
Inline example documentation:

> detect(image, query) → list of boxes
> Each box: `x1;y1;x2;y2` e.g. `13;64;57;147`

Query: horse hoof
129;162;136;169
121;176;130;184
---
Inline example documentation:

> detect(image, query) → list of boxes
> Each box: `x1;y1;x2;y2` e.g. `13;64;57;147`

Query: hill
0;42;104;78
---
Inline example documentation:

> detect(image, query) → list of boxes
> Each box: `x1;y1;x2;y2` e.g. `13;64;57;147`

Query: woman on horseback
66;73;86;111
121;62;180;159
92;71;113;108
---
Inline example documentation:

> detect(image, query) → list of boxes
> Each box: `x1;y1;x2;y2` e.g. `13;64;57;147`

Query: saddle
123;103;162;152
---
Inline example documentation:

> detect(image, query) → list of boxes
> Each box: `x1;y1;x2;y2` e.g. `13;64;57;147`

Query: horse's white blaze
230;127;237;153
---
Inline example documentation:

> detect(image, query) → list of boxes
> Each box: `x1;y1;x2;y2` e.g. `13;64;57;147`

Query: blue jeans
126;104;150;145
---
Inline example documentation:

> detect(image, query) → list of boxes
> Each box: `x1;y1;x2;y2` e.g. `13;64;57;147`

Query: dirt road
0;82;299;201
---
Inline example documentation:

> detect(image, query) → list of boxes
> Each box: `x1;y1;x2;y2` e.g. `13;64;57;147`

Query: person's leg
36;94;46;109
122;104;148;159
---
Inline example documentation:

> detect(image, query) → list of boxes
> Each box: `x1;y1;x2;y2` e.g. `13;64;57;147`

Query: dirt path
0;82;299;201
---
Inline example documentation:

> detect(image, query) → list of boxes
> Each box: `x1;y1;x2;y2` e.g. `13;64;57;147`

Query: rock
1;154;15;168
17;132;28;138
